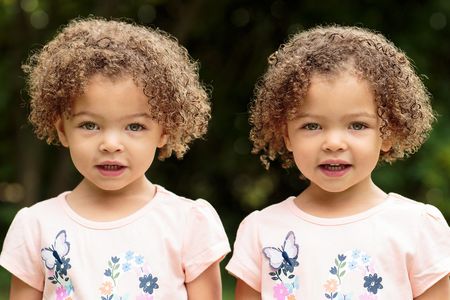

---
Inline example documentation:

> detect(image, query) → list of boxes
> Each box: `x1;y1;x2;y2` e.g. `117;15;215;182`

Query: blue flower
122;262;132;272
337;254;346;262
111;256;120;264
363;273;383;294
139;273;159;294
329;266;338;275
104;269;112;277
135;255;144;265
125;250;134;261
55;257;71;276
361;254;371;264
348;260;357;270
351;249;361;259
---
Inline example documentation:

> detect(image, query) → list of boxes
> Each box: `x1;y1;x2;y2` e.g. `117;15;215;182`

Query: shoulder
388;193;447;221
154;185;223;224
11;192;68;224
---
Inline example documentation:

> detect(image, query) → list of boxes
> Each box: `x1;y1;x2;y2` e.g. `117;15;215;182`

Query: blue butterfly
263;231;299;270
41;230;70;270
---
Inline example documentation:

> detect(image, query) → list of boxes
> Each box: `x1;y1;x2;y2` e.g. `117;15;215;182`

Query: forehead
299;72;377;115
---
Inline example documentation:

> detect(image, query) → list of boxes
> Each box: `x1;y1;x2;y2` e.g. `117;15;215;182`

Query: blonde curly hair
250;25;435;169
24;17;210;160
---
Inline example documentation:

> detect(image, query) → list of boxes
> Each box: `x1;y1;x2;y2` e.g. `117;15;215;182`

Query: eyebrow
72;111;153;119
295;112;378;119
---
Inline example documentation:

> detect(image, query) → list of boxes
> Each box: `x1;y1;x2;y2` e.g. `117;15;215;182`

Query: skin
10;74;223;299
235;72;449;299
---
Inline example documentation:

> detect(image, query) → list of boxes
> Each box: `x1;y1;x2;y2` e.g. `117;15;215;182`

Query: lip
96;161;127;177
318;160;351;177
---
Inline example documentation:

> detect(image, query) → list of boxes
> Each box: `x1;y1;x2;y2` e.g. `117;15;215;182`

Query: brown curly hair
24;17;210;160
250;25;435;169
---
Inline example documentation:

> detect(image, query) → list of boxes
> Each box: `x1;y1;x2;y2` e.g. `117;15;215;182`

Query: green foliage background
0;0;449;298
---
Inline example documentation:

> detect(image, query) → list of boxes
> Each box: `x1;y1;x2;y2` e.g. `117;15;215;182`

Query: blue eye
127;123;145;131
302;123;321;130
350;122;367;130
80;122;98;130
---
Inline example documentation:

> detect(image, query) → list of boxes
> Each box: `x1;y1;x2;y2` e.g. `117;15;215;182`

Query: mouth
319;163;351;171
97;164;125;171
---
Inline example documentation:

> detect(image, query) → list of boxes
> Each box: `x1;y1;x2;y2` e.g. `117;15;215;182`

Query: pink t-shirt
226;193;450;299
0;185;230;299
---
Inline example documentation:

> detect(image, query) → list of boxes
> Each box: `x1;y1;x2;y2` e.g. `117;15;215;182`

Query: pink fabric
0;185;230;299
226;193;450;299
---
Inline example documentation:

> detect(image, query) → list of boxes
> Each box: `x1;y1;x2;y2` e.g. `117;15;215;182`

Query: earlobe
158;133;168;148
284;134;293;152
283;126;293;152
381;139;392;153
54;118;69;147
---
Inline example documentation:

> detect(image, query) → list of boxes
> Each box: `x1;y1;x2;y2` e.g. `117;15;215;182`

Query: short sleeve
182;199;230;282
410;204;450;297
225;211;262;292
0;208;44;291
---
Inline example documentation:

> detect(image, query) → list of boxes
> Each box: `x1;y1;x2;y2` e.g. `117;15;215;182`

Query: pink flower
359;292;377;300
273;283;289;300
323;278;338;293
55;286;68;300
136;293;153;300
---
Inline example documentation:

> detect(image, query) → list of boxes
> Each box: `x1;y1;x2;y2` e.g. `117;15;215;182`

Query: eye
80;122;99;130
350;122;367;130
302;123;321;130
127;123;145;131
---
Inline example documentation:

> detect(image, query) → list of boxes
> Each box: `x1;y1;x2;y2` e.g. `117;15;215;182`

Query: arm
10;275;42;300
186;261;222;300
414;276;450;300
235;278;260;300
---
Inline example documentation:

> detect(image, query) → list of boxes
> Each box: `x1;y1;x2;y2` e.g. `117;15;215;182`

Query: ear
54;118;69;147
381;138;392;153
283;126;293;152
157;132;168;148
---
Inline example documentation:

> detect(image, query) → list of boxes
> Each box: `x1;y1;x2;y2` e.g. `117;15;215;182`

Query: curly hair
250;25;435;169
24;17;210;160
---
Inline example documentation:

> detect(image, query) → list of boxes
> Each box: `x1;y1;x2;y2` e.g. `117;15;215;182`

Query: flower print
359;293;377;300
125;250;134;261
55;257;71;277
338;254;346;262
287;295;296;300
361;254;371;265
122;262;132;272
136;294;154;300
111;256;120;264
352;249;361;259
56;286;68;300
135;255;145;265
104;269;112;277
64;282;74;294
338;293;353;300
273;283;289;300
285;276;299;293
348;260;357;270
330;266;338;275
363;273;383;294
324;278;338;293
139;273;159;294
99;281;113;295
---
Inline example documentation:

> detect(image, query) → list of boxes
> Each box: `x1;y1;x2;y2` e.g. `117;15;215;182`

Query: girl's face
284;72;391;194
55;74;167;193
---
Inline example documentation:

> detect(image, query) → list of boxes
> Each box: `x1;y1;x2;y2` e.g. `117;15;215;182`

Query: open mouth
98;165;125;171
319;164;351;171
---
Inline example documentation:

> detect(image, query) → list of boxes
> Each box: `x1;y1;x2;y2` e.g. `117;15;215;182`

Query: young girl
0;18;230;299
226;25;450;299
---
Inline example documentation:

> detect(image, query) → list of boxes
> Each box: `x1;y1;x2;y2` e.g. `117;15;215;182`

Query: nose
99;131;124;153
321;130;347;152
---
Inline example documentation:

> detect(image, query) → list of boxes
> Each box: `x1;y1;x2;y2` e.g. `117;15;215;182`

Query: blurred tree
0;0;449;298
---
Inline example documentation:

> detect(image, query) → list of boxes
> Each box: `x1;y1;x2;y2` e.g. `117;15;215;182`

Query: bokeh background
0;0;449;298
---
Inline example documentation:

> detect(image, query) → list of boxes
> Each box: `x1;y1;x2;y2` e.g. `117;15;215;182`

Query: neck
295;178;387;218
66;176;156;221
